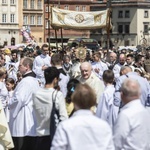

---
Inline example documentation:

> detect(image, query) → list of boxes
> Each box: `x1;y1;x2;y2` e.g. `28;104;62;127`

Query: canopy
51;7;109;30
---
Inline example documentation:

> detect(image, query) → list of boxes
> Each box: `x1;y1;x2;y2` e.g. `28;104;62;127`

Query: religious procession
0;3;150;150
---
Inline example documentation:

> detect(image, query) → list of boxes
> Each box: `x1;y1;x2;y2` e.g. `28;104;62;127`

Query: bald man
113;53;126;80
107;52;118;70
79;62;104;103
114;66;150;107
113;78;150;150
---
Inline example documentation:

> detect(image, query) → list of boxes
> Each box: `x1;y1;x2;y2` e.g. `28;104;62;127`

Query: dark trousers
11;136;37;150
35;135;51;150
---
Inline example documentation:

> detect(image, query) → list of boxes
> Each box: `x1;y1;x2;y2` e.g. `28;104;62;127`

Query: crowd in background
0;43;150;150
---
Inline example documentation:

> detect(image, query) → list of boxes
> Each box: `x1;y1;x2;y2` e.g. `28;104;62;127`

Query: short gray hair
120;78;141;99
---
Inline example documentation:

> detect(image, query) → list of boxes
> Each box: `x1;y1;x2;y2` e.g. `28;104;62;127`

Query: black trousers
35;135;51;150
11;136;37;150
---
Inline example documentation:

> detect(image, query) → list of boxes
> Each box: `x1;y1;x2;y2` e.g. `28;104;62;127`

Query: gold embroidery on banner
94;13;104;23
75;14;84;23
56;12;65;22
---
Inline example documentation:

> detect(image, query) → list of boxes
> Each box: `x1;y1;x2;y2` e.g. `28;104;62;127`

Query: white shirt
96;85;119;128
113;100;150;150
32;88;68;136
51;110;115;150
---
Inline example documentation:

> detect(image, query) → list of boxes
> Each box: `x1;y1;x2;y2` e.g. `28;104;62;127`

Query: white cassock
92;61;108;80
0;100;14;150
79;72;104;103
0;82;8;109
8;76;40;136
96;85;119;128
33;54;51;87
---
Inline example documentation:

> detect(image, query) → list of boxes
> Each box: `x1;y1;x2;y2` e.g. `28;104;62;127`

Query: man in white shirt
113;78;150;150
92;51;108;80
51;83;115;150
33;44;51;87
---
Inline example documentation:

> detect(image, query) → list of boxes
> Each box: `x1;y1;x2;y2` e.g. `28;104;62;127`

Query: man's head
51;53;62;66
72;83;96;110
41;44;49;56
126;54;134;65
11;50;18;61
80;62;92;80
92;52;101;62
120;78;141;104
135;54;145;66
119;53;126;65
19;57;33;75
109;52;117;62
120;66;132;76
44;67;60;87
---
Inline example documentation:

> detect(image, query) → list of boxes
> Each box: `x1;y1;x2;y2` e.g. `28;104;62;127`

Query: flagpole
55;29;58;52
106;0;112;55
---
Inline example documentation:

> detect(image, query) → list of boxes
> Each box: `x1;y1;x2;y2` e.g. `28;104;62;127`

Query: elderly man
79;62;104;103
51;84;115;150
114;66;150;107
113;78;150;150
107;52;118;70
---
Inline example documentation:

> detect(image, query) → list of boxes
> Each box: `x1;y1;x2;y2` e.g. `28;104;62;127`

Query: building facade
44;0;94;45
0;0;19;46
91;0;150;48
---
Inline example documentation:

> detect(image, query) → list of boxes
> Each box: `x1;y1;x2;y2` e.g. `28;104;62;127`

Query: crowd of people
0;43;150;150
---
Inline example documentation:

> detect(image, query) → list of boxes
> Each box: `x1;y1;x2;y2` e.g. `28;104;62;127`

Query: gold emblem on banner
75;14;84;23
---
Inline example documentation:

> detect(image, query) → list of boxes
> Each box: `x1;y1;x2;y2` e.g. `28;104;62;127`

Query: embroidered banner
51;7;109;30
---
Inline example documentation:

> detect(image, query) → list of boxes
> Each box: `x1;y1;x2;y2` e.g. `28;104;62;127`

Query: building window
46;20;48;28
76;6;80;11
82;6;86;12
39;38;42;42
64;5;69;10
144;11;149;18
118;11;123;18
23;15;28;25
10;0;15;5
2;0;7;4
10;14;15;23
23;0;27;8
2;14;7;23
125;10;130;18
30;15;35;25
125;24;130;33
144;24;149;33
30;0;35;9
37;0;42;9
118;24;123;33
37;15;42;25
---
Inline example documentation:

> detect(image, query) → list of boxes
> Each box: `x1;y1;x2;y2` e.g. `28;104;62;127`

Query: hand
42;65;48;71
94;68;100;73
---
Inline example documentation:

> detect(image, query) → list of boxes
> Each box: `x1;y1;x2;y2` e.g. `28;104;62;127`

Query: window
10;14;15;23
45;6;48;12
2;14;7;23
10;0;15;5
30;15;35;25
37;0;42;9
125;24;130;33
23;0;27;8
39;38;42;42
2;0;7;4
37;15;42;25
23;15;28;25
64;5;69;10
118;24;123;33
82;6;86;12
144;24;149;33
118;11;123;18
144;11;149;18
125;10;130;18
30;0;35;9
46;20;48;28
76;6;80;11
